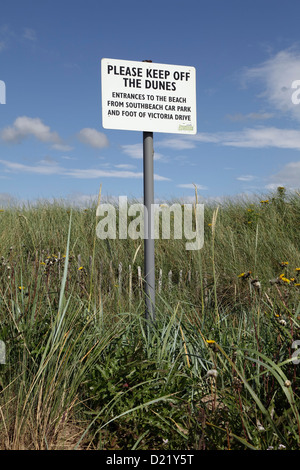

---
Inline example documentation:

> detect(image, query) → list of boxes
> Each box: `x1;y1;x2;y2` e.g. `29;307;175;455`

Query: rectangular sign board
101;58;197;134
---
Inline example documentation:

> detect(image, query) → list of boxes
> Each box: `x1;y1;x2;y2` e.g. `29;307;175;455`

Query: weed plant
0;186;299;450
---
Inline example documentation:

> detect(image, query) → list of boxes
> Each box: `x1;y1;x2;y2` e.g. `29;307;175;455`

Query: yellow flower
260;200;269;204
280;261;289;266
40;262;46;265
18;286;25;290
238;271;251;279
279;273;291;283
78;266;83;270
206;339;216;344
0;209;4;212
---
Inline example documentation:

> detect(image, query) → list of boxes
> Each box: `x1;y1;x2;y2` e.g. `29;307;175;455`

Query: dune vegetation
0;186;299;450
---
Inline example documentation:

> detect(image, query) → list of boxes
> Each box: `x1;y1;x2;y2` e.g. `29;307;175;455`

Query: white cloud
61;155;77;160
1;116;66;149
192;133;222;144
177;183;208;190
114;163;136;169
0;26;37;52
0;25;14;52
38;155;58;165
52;143;73;151
226;112;274;122
23;28;37;41
236;175;256;181
77;128;109;149
187;49;300;157
121;144;142;159
0;159;170;181
193;127;300;150
66;168;143;179
222;127;300;149
268;161;300;189
156;137;196;150
121;143;164;161
0;159;63;175
66;168;169;181
242;48;300;121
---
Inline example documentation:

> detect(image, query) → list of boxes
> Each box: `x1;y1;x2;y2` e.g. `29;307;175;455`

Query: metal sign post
101;57;197;323
143;131;155;322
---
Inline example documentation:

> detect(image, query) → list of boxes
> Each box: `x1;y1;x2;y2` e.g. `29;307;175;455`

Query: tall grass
0;186;299;449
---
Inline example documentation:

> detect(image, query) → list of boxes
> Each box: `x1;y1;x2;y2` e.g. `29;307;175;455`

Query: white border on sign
101;58;197;134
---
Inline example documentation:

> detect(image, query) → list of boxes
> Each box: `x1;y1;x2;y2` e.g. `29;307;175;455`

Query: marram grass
0;187;300;450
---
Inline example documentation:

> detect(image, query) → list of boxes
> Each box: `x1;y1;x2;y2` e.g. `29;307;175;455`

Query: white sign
101;58;197;134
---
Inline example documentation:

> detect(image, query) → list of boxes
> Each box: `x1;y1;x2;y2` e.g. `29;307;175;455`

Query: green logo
178;124;194;131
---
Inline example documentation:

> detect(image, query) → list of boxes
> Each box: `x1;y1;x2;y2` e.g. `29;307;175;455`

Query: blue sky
1;0;300;206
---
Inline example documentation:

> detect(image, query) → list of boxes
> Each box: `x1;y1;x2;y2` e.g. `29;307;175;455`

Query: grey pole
143;131;155;322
